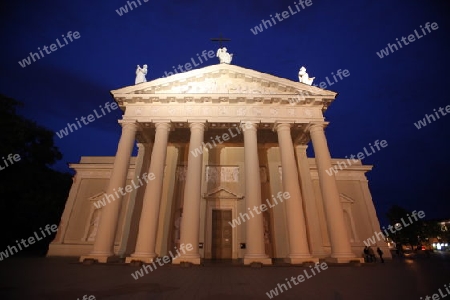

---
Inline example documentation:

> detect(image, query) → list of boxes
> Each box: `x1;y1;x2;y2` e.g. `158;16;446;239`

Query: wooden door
211;209;232;259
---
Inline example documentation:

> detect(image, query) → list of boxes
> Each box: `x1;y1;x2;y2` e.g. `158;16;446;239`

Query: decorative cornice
111;64;337;110
112;64;337;96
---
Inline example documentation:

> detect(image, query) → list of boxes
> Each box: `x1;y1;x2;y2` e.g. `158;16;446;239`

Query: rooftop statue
298;66;315;85
135;64;148;84
217;47;233;64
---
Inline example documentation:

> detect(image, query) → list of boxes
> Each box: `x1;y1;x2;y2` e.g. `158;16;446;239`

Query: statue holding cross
211;34;233;64
216;47;233;64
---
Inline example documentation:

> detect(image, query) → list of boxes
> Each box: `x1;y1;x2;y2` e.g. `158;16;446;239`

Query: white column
126;122;171;263
118;142;152;257
173;122;205;265
295;145;326;257
276;123;317;264
242;122;272;265
309;123;358;263
80;120;138;263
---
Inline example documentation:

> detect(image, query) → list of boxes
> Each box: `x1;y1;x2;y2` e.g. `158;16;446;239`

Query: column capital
308;122;329;134
119;119;139;130
154;122;171;131
274;123;292;132
189;122;206;130
240;121;258;131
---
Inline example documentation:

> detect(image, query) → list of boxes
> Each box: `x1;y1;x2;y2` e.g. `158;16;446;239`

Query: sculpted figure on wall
260;167;267;183
263;214;271;244
176;166;187;182
174;212;182;244
87;208;101;242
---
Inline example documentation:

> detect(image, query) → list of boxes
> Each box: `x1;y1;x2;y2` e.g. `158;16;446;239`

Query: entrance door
211;209;232;259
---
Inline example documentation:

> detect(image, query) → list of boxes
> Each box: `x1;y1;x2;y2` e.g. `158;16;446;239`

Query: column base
172;254;201;265
311;250;329;258
79;254;119;264
285;257;319;265
125;256;156;264
243;255;272;265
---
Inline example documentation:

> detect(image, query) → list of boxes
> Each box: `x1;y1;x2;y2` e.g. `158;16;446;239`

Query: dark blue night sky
1;0;449;225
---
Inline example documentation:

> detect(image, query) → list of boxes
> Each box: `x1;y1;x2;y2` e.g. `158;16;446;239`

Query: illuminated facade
48;63;390;264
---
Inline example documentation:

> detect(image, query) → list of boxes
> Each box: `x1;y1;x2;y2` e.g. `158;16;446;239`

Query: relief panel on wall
206;166;239;183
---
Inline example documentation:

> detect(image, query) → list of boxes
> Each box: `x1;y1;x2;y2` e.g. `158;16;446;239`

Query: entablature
122;103;325;125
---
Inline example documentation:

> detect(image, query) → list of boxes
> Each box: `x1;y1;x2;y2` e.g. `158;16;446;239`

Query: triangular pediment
204;186;244;199
88;191;106;201
340;193;355;204
111;64;336;105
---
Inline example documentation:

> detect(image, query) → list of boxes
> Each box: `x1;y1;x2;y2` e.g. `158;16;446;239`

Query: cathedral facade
48;63;390;264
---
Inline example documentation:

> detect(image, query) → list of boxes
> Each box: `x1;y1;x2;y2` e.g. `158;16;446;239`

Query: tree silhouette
0;94;72;255
386;205;425;246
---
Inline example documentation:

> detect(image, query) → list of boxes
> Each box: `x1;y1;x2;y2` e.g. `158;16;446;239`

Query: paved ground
1;252;449;300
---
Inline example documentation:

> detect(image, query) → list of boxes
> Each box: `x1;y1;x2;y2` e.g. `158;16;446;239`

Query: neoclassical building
48;59;390;264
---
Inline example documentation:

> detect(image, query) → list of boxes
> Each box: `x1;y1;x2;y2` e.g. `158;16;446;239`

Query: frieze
124;105;324;122
206;166;239;183
155;78;297;95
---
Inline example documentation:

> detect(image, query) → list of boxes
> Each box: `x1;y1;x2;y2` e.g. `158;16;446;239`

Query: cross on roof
210;34;231;48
